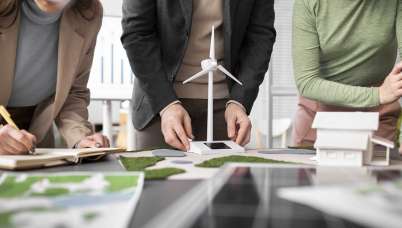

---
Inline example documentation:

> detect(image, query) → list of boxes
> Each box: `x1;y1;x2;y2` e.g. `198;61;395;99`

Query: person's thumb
391;62;402;75
183;114;194;139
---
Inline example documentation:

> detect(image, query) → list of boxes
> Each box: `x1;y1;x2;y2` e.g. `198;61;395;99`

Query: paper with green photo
0;172;144;228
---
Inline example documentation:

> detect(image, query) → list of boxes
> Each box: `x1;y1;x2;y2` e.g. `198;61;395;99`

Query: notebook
0;148;125;170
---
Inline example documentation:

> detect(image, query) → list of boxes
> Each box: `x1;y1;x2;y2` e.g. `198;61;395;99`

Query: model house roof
315;132;369;150
312;112;379;131
371;136;394;149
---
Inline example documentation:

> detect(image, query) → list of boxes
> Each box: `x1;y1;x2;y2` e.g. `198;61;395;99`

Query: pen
0;106;36;155
0;106;18;129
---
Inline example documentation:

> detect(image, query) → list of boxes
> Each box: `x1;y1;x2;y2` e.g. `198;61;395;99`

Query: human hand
161;103;193;151
77;133;110;148
225;103;252;146
379;62;402;104
0;125;36;155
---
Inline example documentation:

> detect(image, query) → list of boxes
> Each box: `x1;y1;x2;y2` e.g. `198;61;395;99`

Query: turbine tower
183;26;243;142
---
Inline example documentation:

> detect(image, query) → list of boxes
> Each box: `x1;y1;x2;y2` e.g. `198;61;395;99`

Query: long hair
0;0;98;25
0;0;17;17
72;0;98;21
0;0;17;28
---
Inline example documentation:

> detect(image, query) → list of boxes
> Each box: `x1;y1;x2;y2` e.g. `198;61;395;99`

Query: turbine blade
210;26;215;60
182;69;209;84
217;65;243;85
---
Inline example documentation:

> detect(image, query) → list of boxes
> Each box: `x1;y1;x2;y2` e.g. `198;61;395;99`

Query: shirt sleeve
121;0;178;115
229;0;276;114
159;100;181;117
292;0;380;108
226;100;247;113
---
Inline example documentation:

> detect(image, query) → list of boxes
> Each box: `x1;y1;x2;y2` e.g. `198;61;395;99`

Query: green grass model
144;168;186;180
120;155;295;178
119;157;164;171
120;156;185;180
196;155;293;168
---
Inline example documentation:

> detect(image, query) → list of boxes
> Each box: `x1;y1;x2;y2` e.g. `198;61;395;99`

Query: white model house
312;112;393;166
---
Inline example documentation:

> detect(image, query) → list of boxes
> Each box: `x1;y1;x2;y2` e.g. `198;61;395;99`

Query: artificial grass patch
120;156;164;171
119;156;185;180
196;155;292;168
145;168;186;180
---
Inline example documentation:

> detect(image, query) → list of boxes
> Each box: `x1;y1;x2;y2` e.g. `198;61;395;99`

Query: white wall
99;0;123;16
88;0;125;124
250;0;297;148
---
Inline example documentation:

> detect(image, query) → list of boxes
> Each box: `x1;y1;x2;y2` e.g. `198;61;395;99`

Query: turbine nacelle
182;61;243;85
201;59;218;71
183;26;243;86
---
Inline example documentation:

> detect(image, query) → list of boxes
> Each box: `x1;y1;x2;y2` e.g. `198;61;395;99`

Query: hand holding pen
0;106;37;155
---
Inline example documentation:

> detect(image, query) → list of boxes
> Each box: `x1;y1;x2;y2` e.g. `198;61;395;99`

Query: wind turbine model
183;26;246;155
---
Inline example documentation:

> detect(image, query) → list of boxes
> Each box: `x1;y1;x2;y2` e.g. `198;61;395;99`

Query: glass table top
143;165;402;228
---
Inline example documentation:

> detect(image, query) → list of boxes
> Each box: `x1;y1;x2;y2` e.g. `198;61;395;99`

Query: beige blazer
0;1;103;148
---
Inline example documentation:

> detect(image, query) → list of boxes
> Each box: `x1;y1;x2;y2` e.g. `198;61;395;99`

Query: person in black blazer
121;0;276;151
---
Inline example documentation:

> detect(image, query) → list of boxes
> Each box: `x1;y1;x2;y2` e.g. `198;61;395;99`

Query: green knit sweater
293;0;402;107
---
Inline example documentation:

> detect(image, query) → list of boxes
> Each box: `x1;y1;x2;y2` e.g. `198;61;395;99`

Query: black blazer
121;0;276;130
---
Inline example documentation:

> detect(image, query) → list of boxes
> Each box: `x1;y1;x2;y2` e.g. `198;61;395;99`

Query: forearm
53;3;102;148
55;41;96;148
230;0;276;114
123;43;177;112
55;87;93;148
230;65;270;114
121;0;177;113
56;114;93;148
296;76;380;108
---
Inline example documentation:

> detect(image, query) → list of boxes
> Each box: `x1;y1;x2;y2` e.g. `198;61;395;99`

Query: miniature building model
312;112;393;166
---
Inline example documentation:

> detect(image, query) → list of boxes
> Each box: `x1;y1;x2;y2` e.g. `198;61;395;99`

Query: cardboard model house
312;112;393;166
